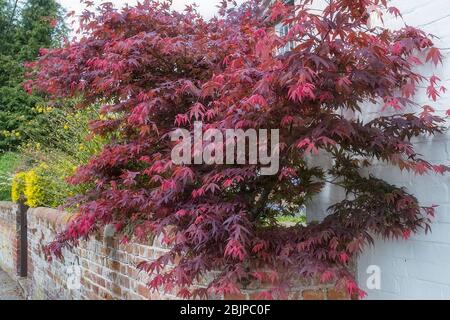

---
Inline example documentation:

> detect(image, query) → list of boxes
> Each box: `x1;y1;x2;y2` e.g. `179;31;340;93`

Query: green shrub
0;152;22;201
0;0;67;152
11;171;26;203
13;106;106;208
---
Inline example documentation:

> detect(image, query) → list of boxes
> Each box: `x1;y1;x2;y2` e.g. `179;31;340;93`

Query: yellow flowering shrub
11;171;27;202
12;165;57;208
24;167;46;208
11;106;107;208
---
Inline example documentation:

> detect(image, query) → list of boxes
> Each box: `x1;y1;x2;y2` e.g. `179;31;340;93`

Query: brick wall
25;206;350;300
28;207;182;300
0;202;21;278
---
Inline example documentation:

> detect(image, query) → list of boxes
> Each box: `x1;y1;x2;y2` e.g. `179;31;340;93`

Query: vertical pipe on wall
17;201;28;278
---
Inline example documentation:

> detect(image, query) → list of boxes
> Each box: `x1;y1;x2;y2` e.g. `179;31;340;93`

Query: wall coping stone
28;207;75;228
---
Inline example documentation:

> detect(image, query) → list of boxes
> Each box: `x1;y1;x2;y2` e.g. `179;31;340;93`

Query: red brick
99;288;114;300
327;288;350;300
96;276;106;288
302;290;325;300
137;284;151;298
224;293;248;300
112;285;122;297
119;275;130;289
110;260;121;271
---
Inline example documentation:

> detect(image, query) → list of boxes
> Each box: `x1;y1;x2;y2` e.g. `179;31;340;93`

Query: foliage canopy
28;0;449;298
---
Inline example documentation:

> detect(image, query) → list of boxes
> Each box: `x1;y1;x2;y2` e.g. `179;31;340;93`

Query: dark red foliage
27;0;449;299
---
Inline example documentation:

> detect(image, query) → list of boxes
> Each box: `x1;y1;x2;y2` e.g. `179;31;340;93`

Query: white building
278;0;450;300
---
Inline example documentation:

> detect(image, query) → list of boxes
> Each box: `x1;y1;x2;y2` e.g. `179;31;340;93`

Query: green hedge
0;152;22;201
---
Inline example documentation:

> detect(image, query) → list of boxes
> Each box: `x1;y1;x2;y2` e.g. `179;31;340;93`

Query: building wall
354;0;450;299
296;0;450;299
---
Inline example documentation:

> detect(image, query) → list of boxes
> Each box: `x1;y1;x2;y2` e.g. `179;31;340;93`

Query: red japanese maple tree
26;0;448;299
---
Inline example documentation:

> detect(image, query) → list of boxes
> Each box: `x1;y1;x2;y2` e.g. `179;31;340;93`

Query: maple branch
251;175;279;221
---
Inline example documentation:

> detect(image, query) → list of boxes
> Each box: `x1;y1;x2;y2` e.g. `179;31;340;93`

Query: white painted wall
297;0;450;299
356;0;450;300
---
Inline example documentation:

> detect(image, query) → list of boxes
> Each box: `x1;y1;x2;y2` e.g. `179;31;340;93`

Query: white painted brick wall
297;0;450;299
355;0;450;300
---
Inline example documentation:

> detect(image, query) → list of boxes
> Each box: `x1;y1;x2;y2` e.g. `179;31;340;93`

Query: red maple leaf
426;47;443;65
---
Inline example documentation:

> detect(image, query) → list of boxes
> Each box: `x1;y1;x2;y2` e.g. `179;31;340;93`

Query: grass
0;152;22;201
276;215;307;226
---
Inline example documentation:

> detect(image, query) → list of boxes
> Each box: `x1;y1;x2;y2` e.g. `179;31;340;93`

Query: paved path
0;269;24;300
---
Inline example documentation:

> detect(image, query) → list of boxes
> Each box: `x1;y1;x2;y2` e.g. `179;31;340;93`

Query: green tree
18;0;66;61
0;0;66;152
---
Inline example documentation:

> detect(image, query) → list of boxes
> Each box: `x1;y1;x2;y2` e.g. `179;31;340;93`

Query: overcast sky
58;0;229;21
